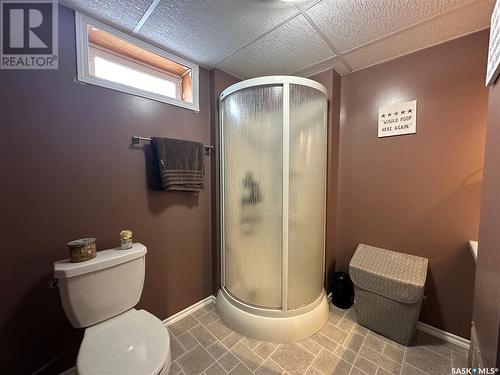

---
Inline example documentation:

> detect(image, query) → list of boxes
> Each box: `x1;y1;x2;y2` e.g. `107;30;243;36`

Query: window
75;12;199;111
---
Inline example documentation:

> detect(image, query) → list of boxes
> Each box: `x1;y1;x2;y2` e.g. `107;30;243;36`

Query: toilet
53;243;170;375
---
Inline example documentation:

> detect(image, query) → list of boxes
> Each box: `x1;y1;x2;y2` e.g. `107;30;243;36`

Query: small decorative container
120;230;133;250
68;238;96;263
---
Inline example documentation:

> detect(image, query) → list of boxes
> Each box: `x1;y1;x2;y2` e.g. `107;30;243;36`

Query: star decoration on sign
380;108;414;118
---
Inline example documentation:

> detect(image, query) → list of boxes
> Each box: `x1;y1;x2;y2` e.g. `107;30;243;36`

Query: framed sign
378;100;417;138
486;0;500;86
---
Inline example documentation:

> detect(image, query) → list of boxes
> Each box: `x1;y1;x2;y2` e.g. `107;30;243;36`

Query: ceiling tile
343;0;494;72
293;56;350;77
217;15;334;79
137;0;302;67
306;0;474;53
66;0;153;30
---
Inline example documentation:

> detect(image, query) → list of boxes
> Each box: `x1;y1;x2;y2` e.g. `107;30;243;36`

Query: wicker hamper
349;244;428;346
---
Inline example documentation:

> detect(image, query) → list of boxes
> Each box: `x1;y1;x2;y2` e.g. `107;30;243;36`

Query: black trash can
329;271;354;309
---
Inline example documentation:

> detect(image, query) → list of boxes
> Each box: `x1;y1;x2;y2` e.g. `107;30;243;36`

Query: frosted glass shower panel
222;86;283;309
287;84;327;309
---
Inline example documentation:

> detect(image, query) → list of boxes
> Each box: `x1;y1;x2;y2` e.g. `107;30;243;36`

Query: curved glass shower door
222;86;283;308
288;84;327;309
220;77;327;314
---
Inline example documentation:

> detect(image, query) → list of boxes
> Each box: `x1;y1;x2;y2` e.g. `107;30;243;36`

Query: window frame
75;12;200;112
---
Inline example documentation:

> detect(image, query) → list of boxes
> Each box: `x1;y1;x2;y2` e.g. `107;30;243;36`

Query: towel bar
131;136;214;153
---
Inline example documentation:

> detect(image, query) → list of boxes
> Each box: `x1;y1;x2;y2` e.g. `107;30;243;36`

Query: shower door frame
219;76;328;317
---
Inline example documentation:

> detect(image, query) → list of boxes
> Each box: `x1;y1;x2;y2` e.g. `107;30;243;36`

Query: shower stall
216;76;329;342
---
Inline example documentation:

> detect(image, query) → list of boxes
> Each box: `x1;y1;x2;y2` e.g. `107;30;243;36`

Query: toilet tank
54;243;147;328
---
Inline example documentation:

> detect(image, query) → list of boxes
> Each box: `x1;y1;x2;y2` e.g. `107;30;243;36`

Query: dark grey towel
151;137;204;192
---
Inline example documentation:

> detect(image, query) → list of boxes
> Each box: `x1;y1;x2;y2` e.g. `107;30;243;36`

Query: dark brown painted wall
309;70;342;287
0;6;213;374
473;72;500;367
336;31;489;338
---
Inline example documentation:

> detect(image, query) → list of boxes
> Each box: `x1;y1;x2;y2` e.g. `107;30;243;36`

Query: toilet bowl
54;243;170;375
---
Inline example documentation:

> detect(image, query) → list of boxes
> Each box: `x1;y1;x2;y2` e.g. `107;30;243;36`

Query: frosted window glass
222;86;283;308
287;84;327;309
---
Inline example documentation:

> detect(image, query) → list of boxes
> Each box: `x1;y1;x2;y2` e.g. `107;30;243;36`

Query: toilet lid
77;309;169;375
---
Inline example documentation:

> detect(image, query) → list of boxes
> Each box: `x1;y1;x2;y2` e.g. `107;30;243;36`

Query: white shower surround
217;76;329;342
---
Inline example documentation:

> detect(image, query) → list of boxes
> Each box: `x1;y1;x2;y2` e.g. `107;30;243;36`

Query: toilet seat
77;309;170;375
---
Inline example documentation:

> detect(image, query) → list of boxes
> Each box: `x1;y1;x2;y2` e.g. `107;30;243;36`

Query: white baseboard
416;321;470;349
163;295;216;326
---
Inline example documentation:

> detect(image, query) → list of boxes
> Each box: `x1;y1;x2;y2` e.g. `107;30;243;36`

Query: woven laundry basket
349;244;428;346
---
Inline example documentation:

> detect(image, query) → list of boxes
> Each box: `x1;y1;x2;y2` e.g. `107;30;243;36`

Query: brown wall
309;70;342;286
336;31;489;338
0;6;213;374
473;72;500;367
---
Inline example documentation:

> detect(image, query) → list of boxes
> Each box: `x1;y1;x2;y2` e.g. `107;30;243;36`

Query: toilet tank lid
54;243;147;279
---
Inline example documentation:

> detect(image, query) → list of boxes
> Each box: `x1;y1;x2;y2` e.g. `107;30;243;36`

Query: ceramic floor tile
343;332;364;353
405;346;451;375
376;367;394;375
354;355;378;375
400;362;427;375
383;343;404;363
451;351;467;369
312;349;351;375
350;367;367;375
165;303;463;375
207;320;233;340
228;363;254;375
171;335;187;361
255;359;285;375
241;336;261;350
414;331;452;359
207;341;228;360
310;332;338;352
305;367;322;375
364;334;386;353
205;362;226;375
359;346;401;374
168;361;182;375
351;324;369;337
218;351;241;372
222;331;244;349
333;346;358;364
177;345;215;375
254;342;278;359
298;338;322;355
198;311;220;326
191;324;219;348
320;323;349;345
337;318;355;333
270;343;315;375
170;315;199;336
178;331;199;351
231;341;264;372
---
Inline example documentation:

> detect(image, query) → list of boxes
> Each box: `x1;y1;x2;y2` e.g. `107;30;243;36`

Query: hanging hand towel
151;137;205;192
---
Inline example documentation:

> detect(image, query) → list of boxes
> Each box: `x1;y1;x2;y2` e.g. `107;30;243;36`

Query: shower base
216;288;329;342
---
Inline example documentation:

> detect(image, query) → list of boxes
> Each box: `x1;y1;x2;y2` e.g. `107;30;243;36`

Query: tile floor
167;302;468;375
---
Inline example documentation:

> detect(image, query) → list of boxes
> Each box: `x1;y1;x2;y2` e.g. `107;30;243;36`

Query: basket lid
54;243;147;278
349;244;428;304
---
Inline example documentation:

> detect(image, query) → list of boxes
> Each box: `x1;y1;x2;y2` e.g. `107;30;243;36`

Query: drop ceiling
64;0;494;78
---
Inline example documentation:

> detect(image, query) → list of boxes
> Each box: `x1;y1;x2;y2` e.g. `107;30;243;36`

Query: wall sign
486;0;500;86
378;100;417;138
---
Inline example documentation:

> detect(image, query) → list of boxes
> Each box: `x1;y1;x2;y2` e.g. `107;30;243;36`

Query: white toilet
54;243;171;375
